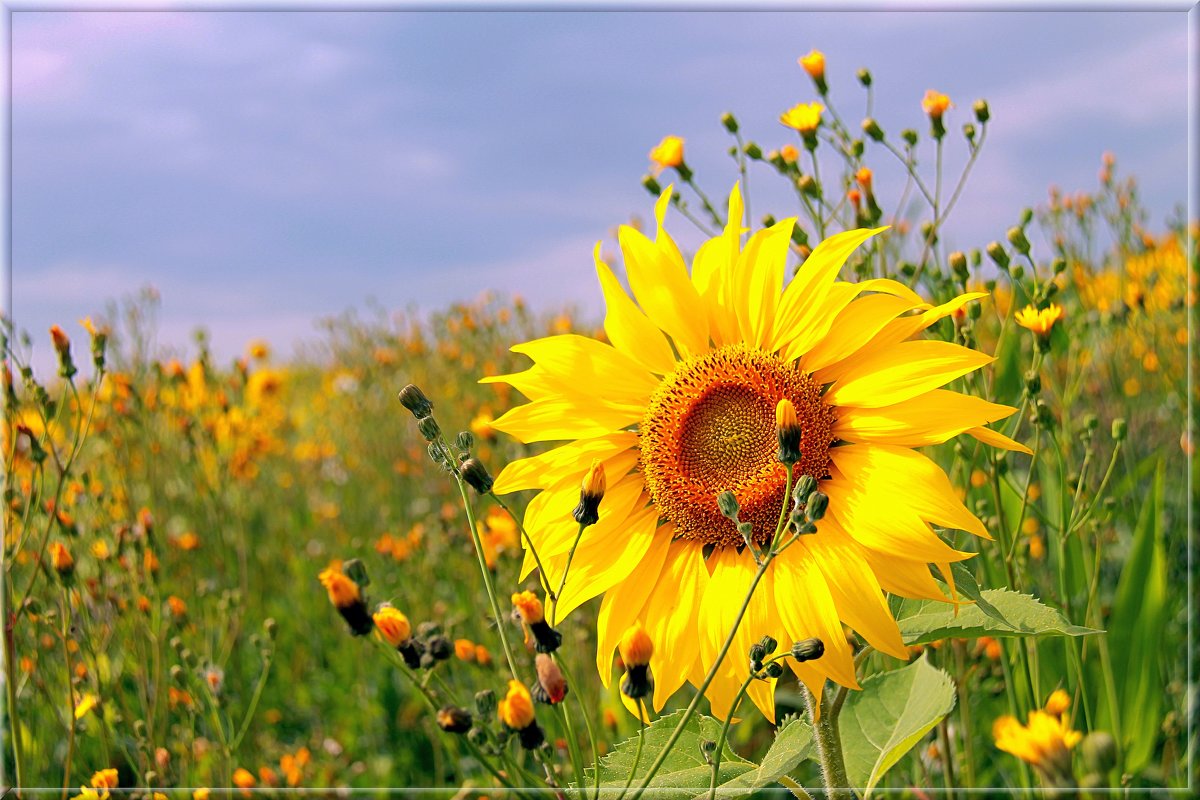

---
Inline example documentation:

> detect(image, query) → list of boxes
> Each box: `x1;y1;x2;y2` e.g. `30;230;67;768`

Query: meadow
2;52;1193;798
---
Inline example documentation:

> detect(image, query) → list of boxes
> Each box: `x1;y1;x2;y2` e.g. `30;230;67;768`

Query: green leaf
895;588;1100;644
838;654;956;797
592;711;753;799
1103;459;1168;773
688;716;815;799
929;561;1003;620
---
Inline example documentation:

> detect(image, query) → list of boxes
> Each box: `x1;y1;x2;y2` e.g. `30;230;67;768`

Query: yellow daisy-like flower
486;185;1028;721
648;135;686;175
993;709;1081;775
780;102;824;134
1014;303;1064;336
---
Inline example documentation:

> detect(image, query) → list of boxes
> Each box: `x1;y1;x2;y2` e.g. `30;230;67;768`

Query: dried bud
397;384;433;418
460;458;494;494
437;705;473;734
533;653;568;705
791;638;825;662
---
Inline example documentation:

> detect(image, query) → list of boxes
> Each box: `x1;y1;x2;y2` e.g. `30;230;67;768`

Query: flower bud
572;460;606;526
721;112;739;134
901;129;918;148
475;688;497;716
460;458;494;494
717;490;740;520
806;491;829;521
776;399;803;465
791;638;825;662
973;99;990;124
397;384;433;418
743;142;763;160
49;541;74;579
986;241;1010;269
437;706;473;734
798;50;827;95
792;474;817;504
1007;226;1031;256
533;653;568;704
856;68;872;87
758;635;778;655
417;416;441;442
642;175;663;196
765;662;785;679
1111;418;1127;441
949;251;969;281
861;117;884;142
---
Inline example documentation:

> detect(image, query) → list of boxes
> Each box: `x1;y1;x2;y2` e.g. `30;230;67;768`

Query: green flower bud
861;117;884;142
721;112;739;133
1112;419;1127;441
791;638;825;662
973;99;990;124
986;241;1010;269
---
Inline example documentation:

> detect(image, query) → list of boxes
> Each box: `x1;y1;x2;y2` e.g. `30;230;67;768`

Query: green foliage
895;589;1099;644
593;711;814;799
838;655;956;797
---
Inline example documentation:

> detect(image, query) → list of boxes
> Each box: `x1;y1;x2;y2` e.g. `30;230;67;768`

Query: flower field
3;48;1193;798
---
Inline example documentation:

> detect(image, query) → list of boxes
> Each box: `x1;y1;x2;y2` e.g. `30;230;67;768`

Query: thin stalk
491;493;557;601
454;476;520;680
229;650;274;752
615;698;647;800
803;685;853;800
551;522;588;627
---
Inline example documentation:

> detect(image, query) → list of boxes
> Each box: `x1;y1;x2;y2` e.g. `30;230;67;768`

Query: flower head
318;563;373;636
798;50;826;82
49;541;74;577
649;135;686;176
922;90;952;119
90;770;119;790
780;102;824;135
373;606;412;648
1015;303;1064;336
993;710;1081;785
485;184;1024;721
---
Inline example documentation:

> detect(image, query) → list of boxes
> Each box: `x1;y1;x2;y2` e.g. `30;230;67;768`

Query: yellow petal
801;293;924;375
829;445;990;539
490;397;640;443
595;538;671;688
859;547;952;601
799;519;909;660
773;546;859;689
511;334;660;406
778;282;862;361
618;193;708;356
550;505;666;620
642;538;707;712
772;227;887;352
595;246;678;376
492;432;638;494
833;390;1019;448
825;340;994;409
697;548;756;720
730;218;795;349
967;425;1034;455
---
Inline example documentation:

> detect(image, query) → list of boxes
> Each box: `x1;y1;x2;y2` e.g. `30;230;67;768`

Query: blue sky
8;9;1189;372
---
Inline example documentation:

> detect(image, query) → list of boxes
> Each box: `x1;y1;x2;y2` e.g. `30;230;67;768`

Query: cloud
988;26;1185;138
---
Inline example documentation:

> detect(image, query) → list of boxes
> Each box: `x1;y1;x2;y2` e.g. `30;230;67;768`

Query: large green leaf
895;588;1099;644
1102;459;1168;773
688;717;815;799
592;711;752;798
838;655;956;797
592;711;814;800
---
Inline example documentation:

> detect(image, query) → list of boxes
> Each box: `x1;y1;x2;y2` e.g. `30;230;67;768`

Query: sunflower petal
833;390;1019;448
774;545;859;689
731;218;795;349
967;425;1034;455
511;334;660;406
595;541;671;688
493;432;638;494
825;340;994;409
829;445;990;540
490;397;640;443
595;246;678;376
801;292;924;374
642;537;708;712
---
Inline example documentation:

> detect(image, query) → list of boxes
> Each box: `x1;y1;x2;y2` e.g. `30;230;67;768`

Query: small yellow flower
454;638;476;662
90;769;119;790
618;621;653;667
798;49;826;82
373;606;412;647
167;596;188;619
993;709;1081;782
49;542;74;576
319;563;361;609
855;167;873;193
498;679;536;730
779;102;824;134
649;135;685;175
780;144;799;163
470;411;496;440
1044;688;1071;717
921;90;952;119
1029;535;1046;561
193;789;211;800
247;340;270;360
74;692;99;719
1014;303;1064;336
232;767;257;795
511;590;545;624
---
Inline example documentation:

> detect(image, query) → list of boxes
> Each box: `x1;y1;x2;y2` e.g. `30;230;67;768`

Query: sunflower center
639;345;835;548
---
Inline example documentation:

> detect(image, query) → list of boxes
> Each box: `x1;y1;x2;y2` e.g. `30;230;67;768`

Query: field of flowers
3;51;1193;797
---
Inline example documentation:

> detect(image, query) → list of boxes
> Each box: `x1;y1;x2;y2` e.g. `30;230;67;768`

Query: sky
7;8;1190;373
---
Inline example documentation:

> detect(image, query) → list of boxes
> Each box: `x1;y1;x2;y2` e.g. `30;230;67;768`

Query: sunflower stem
803;684;854;800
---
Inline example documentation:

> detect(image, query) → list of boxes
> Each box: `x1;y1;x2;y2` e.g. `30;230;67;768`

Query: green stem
803;685;853;800
555;656;602;800
491;493;557;601
615;698;647;800
550;523;587;627
229;650;274;752
632;556;772;793
454;477;520;680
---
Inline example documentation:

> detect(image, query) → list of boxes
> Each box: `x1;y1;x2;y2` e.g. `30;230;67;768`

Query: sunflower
485;185;1029;721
